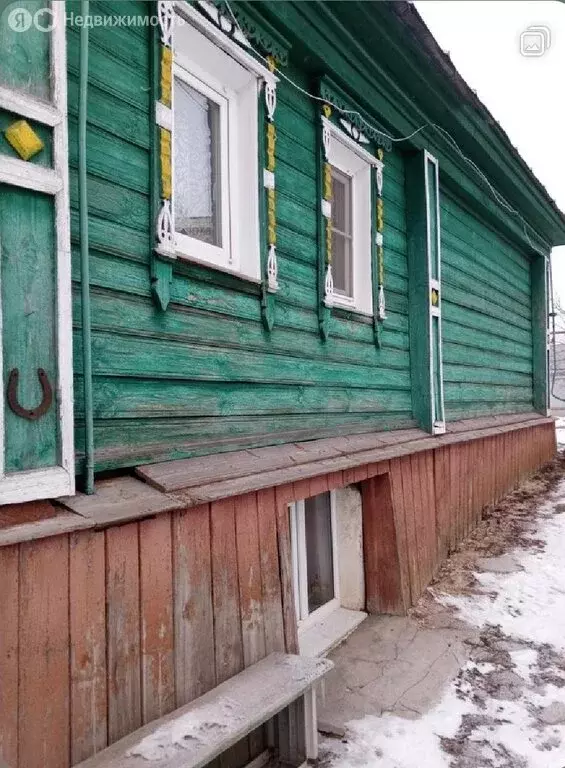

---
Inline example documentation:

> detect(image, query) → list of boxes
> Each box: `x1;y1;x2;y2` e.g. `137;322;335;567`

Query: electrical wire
224;0;563;406
223;0;552;259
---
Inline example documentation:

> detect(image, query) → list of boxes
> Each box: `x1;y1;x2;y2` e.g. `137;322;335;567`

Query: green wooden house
0;1;562;766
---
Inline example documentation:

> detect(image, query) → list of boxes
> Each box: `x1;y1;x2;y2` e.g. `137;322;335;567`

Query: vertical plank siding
69;530;107;763
139;515;175;724
0;421;555;766
383;422;556;608
0;546;18;767
18;537;70;768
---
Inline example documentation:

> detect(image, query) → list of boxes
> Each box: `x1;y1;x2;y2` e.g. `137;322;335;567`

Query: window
175;75;225;250
331;167;353;299
327;131;373;314
290;491;340;627
172;14;262;279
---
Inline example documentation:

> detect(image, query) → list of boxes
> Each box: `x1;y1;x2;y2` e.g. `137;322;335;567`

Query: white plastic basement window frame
173;2;275;281
289;490;341;631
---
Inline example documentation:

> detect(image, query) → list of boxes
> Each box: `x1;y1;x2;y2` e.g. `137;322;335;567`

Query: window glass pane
174;78;222;247
331;167;353;298
332;173;347;233
304;492;334;613
332;232;352;296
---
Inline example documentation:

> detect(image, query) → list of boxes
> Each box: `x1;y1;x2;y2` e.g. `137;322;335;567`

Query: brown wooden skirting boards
0;413;555;548
0;419;557;767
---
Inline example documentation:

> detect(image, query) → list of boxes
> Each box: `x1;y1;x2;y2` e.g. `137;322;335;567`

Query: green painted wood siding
67;3;413;473
440;186;534;420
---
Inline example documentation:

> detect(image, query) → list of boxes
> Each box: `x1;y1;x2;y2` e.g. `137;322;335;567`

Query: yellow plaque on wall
5;120;44;161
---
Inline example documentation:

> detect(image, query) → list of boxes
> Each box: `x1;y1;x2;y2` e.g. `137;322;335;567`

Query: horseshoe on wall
6;367;53;421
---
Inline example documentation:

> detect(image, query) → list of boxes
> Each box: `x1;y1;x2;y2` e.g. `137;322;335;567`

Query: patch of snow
321;476;565;768
126;697;245;761
434;493;565;652
555;418;565;448
322;685;469;768
509;648;537;684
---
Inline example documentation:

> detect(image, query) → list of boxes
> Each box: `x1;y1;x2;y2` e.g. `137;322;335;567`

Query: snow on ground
321;456;565;768
556;418;565;449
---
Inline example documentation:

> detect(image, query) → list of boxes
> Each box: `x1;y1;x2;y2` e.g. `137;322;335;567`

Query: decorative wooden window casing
152;0;284;332
0;2;74;504
316;80;388;345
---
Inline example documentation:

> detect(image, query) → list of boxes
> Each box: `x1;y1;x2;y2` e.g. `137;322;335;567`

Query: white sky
414;1;565;302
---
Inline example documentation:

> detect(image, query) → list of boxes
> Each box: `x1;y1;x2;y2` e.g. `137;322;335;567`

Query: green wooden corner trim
532;254;549;414
406;151;433;432
319;76;392;152
406;150;446;433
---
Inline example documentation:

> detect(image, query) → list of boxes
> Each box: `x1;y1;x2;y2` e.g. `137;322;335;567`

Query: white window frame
0;2;74;504
172;2;276;282
424;150;446;435
323;117;375;316
289;490;340;631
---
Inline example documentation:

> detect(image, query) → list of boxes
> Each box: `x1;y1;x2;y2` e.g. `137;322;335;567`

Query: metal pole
79;0;95;493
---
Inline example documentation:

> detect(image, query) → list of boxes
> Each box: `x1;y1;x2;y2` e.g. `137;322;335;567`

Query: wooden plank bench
76;653;333;768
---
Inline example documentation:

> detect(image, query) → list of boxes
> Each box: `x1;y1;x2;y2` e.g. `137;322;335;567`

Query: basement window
289;489;367;657
290;491;340;628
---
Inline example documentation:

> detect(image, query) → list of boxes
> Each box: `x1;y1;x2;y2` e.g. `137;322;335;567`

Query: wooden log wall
0;421;556;767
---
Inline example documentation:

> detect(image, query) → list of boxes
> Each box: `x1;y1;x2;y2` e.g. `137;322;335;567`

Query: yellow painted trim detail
322;104;332;119
267;187;276;245
323;162;332;200
4;120;44;161
378;245;384;284
266;122;276;172
160;127;172;200
326;219;332;264
377;197;384;232
161;46;172;107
